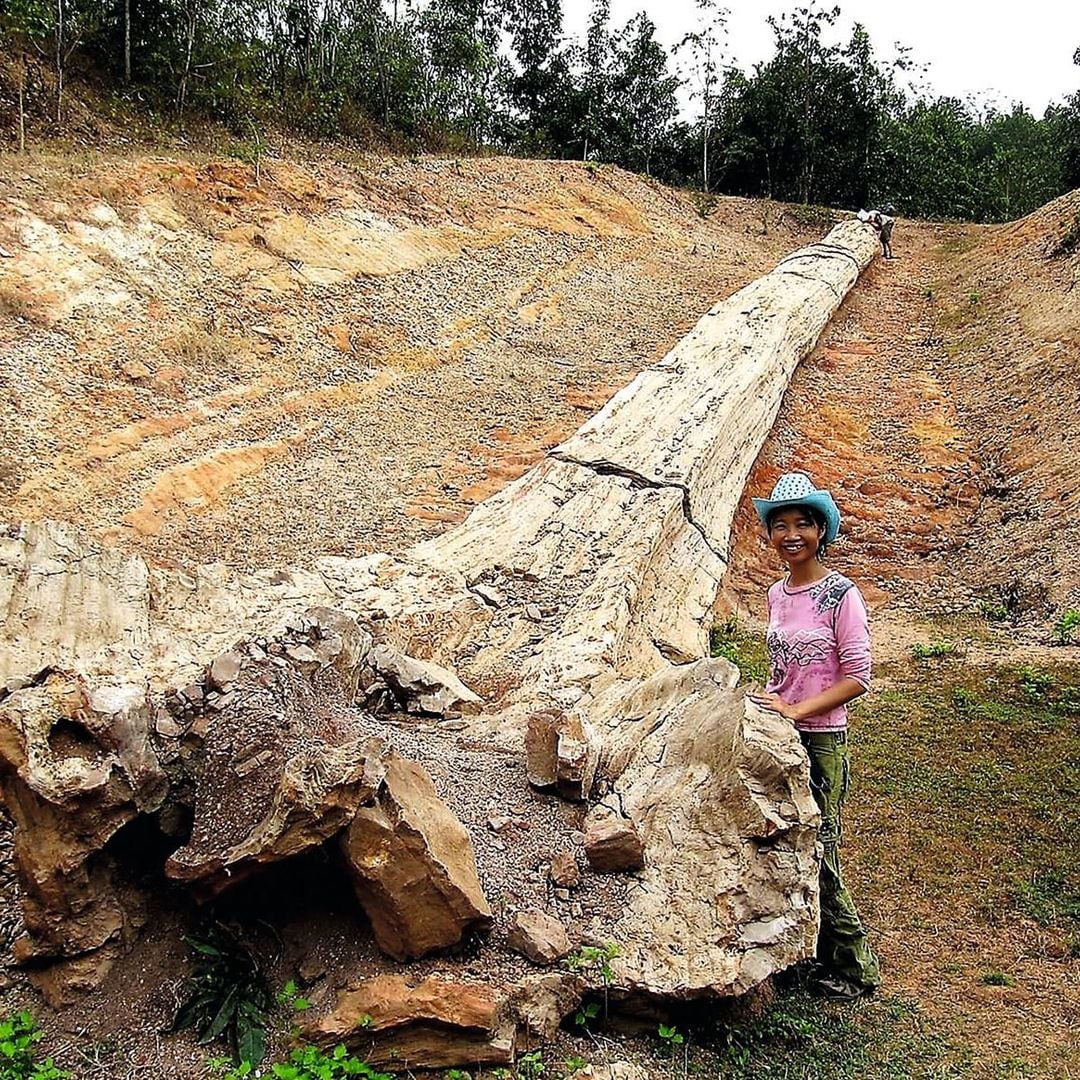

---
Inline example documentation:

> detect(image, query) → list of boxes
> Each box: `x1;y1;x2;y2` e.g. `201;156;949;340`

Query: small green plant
170;924;272;1066
269;1044;392;1080
1017;666;1055;704
980;970;1016;987
657;1022;685;1054
565;942;619;983
561;1057;588;1076
354;1013;375;1030
516;1050;545;1080
911;640;957;660
969;290;980;305
276;980;311;1014
207;1059;255;1080
0;1013;69;1080
446;1070;473;1080
1052;609;1080;645
981;599;1010;623
951;686;978;711
573;1001;600;1030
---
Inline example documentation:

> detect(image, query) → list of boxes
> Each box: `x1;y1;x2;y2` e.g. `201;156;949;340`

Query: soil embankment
0;152;822;569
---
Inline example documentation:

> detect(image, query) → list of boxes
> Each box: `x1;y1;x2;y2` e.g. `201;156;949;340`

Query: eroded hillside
727;190;1080;621
0;151;826;569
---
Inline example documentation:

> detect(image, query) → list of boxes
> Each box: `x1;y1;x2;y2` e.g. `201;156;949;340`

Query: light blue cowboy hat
752;472;841;545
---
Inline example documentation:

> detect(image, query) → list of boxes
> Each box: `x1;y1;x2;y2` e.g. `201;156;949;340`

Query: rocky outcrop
0;671;167;1002
304;975;515;1069
341;753;492;960
164;610;388;896
584;662;821;999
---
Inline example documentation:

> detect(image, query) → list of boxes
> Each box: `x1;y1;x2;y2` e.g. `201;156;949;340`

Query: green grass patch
710;619;769;684
705;990;972;1079
855;661;1080;934
910;640;959;660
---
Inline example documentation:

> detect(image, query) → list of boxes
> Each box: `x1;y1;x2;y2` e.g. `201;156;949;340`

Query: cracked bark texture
0;221;878;1002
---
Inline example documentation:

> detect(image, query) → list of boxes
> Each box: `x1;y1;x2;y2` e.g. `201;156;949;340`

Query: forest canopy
2;0;1079;222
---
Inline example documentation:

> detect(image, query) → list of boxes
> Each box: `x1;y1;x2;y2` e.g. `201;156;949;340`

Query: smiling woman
748;471;881;1002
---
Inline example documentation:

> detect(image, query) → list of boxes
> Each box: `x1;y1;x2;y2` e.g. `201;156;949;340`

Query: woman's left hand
748;691;799;720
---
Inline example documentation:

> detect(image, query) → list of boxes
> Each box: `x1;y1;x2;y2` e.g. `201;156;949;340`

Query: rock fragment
303;975;514;1070
549;850;581;889
525;708;597;800
583;817;645;873
164;610;386;896
507;910;571;965
208;651;242;689
369;644;482;715
341;752;492;960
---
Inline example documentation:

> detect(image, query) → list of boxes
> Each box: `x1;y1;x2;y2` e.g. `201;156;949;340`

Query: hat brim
753;491;841;545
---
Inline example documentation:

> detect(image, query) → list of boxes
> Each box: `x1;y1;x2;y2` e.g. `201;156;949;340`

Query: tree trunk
177;1;196;117
55;0;63;124
0;223;881;1005
124;0;131;82
17;60;27;152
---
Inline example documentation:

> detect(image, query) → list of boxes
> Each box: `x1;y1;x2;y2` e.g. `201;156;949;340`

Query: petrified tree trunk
0;222;878;1006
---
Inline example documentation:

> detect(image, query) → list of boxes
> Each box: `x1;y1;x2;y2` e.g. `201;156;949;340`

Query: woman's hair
767;504;829;560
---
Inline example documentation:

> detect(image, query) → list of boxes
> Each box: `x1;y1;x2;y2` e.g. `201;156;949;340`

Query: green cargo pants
801;731;881;990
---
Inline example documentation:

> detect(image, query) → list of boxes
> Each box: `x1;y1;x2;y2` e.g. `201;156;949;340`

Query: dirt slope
0;151;823;569
1;153;1078;1078
936;189;1080;615
726;189;1080;627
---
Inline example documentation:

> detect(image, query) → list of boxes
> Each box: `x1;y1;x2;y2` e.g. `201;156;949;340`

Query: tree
676;0;727;191
609;14;680;175
503;0;566;153
580;0;610;160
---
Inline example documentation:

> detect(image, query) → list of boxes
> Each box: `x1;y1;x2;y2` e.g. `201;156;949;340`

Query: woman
748;471;881;1002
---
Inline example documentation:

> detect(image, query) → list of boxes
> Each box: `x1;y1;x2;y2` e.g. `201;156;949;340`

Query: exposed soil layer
2;153;1079;1078
0;151;823;569
725;191;1080;626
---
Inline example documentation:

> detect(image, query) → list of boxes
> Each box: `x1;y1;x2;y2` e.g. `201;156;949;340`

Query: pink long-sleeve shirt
765;571;872;732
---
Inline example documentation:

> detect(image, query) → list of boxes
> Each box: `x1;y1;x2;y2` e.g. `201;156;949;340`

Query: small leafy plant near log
0;1012;68;1080
170;923;272;1066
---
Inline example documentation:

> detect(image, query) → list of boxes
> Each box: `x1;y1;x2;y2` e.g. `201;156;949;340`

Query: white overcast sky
562;0;1080;115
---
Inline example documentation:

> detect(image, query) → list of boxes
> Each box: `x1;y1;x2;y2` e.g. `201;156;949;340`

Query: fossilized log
0;221;878;1006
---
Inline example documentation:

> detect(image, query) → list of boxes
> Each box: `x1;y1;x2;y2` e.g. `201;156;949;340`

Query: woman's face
767;506;824;567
